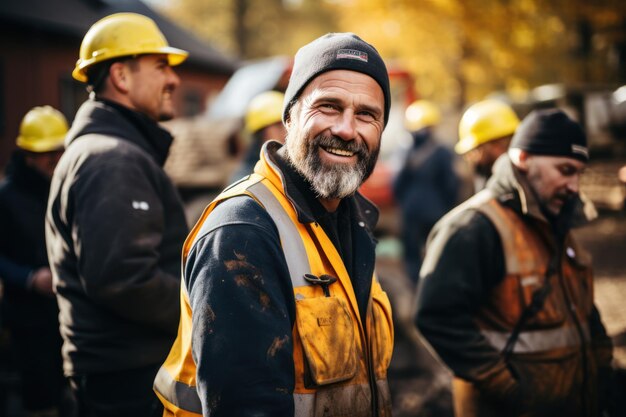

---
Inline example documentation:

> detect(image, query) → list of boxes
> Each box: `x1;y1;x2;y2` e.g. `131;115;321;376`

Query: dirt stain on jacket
267;334;289;358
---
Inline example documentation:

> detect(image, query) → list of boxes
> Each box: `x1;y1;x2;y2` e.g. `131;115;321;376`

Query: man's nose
330;111;356;141
166;66;181;88
567;175;580;194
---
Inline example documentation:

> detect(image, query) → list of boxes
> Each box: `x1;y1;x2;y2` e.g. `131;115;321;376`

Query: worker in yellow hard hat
0;106;67;416
230;90;287;183
393;100;459;284
72;12;188;101
14;105;66;179
456;99;520;191
46;13;189;416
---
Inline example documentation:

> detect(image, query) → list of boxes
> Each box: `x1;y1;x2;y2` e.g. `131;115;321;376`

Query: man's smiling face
284;69;385;201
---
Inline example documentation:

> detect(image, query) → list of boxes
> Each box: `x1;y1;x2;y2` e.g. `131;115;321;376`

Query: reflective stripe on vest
248;181;311;287
293;379;388;416
155;180;312;414
154;366;203;415
481;322;590;353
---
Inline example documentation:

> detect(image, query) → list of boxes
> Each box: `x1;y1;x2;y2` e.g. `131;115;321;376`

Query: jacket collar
65;97;174;166
254;140;379;231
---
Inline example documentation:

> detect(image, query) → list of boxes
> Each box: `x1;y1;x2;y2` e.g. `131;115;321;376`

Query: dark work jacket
46;98;188;376
393;130;459;225
415;155;613;417
185;141;381;416
0;152;59;328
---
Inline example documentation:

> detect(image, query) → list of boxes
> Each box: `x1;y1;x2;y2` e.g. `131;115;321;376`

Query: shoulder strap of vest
246;181;311;288
475;199;525;274
475;195;556;277
185;174;313;291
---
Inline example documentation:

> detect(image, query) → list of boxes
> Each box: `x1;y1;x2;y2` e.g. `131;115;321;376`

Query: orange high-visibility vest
154;149;394;417
474;198;593;354
446;190;605;417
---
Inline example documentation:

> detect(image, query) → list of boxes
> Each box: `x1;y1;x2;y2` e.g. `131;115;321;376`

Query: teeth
325;147;355;157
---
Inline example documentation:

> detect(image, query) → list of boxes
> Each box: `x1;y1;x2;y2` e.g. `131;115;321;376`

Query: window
182;90;203;117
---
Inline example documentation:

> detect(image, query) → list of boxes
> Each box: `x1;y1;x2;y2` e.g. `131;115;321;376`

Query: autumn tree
158;0;626;108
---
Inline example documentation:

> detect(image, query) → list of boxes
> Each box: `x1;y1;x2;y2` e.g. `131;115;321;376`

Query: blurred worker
416;109;613;417
393;100;459;284
46;13;188;417
456;99;520;192
0;106;67;417
230;90;287;183
156;32;394;416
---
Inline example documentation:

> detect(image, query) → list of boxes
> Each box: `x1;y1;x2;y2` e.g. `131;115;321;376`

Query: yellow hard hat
456;99;520;155
73;12;188;82
245;91;285;133
16;106;68;153
404;100;441;131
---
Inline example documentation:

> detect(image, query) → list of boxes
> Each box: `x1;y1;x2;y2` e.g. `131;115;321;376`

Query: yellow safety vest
155;150;394;417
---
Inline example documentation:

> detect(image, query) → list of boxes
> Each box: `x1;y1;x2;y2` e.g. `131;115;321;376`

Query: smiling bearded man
156;32;395;417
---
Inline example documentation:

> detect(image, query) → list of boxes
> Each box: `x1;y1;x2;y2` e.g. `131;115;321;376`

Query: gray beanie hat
282;32;391;126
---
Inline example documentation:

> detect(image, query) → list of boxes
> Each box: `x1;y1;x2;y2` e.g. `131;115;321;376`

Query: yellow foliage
156;0;626;109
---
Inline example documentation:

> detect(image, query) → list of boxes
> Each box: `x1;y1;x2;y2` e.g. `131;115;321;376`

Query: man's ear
108;62;130;94
517;150;530;172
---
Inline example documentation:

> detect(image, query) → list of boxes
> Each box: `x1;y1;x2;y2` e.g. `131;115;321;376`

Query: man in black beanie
156;33;394;416
415;108;613;417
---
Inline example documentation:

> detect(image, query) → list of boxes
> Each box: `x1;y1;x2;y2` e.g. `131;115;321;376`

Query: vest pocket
296;296;358;385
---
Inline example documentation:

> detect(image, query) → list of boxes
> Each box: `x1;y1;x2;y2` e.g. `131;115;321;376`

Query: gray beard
299;157;365;199
285;132;378;200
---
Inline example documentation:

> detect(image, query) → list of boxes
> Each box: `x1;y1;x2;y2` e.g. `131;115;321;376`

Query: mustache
313;134;368;156
555;190;577;200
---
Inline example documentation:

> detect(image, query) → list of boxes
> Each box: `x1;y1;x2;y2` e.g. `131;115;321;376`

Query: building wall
0;28;79;171
0;25;231;174
174;67;230;118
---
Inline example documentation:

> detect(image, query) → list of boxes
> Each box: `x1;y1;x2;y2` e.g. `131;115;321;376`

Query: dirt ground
377;208;626;417
576;210;626;369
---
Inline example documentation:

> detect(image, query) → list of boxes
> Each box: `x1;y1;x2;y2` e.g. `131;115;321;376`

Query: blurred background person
455;99;520;193
229;90;286;183
0;106;68;417
393;100;459;285
416;109;613;417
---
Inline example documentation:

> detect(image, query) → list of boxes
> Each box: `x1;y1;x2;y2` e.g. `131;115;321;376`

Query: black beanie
510;108;589;162
283;32;391;126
